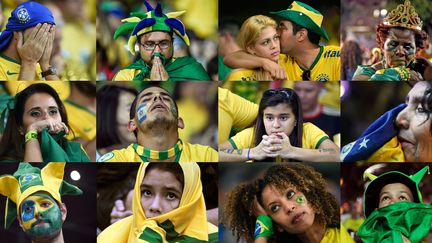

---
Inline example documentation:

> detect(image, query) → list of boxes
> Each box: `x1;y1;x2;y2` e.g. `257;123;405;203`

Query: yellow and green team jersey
64;99;96;141
228;122;329;150
98;142;218;162
321;226;354;243
226;69;256;81
112;68;147;81
0;55;42;81
280;45;340;81
5;81;71;100
218;87;258;144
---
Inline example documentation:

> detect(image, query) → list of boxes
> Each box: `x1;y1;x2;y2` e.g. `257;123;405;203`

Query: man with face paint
111;1;210;81
98;85;218;162
0;163;82;243
352;0;432;81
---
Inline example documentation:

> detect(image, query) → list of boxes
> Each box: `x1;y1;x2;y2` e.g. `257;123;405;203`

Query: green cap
363;166;429;218
270;1;330;42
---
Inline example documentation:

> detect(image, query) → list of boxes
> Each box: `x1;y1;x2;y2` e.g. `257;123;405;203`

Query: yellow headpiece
383;0;423;31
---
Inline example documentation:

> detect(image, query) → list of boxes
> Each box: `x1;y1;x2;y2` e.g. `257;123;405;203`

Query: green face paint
20;193;62;239
169;100;178;117
295;195;305;204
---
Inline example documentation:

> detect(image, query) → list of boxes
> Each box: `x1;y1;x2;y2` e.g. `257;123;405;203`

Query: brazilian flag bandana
358;202;432;243
341;104;406;162
0;163;82;228
97;162;218;242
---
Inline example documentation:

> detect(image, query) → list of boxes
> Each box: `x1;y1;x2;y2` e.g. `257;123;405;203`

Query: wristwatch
41;66;57;77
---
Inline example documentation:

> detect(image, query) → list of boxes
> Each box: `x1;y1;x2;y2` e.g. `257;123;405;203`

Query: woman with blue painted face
219;88;340;162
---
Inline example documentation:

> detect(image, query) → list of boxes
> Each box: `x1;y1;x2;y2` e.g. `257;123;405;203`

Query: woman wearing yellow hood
97;162;218;242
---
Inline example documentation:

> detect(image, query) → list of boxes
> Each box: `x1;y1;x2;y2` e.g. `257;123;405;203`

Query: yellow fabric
177;97;209;142
5;81;70;101
61;22;96;78
64;100;96;141
363;137;405;162
97;162;218;242
113;68;149;81
343;218;365;232
226;69;256;81
0;55;42;81
0;163;66;219
218;87;258;144
172;0;217;38
321;226;354;243
230;122;329;150
99;142;218;162
290;1;323;27
279;46;340;81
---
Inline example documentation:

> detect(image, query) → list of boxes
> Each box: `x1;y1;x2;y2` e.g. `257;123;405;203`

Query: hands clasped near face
16;23;55;66
253;132;293;160
27;118;68;135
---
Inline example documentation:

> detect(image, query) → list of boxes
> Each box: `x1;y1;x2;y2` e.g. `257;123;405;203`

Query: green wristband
25;130;38;143
254;214;274;239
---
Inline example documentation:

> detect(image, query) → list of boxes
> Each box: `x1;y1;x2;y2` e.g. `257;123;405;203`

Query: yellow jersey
228;122;329;150
218;87;258;144
64;99;96;141
98;142;218;162
0;55;42;81
280;46;340;81
226;69;256;81
321;226;354;243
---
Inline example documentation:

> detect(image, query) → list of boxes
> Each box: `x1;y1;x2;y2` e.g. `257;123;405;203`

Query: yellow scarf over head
97;162;218;242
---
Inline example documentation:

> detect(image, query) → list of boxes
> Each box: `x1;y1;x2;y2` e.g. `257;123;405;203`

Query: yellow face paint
21;194;56;231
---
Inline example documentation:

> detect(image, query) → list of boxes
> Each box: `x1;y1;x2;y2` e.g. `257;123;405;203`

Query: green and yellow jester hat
0;162;82;228
363;166;429;218
113;0;190;55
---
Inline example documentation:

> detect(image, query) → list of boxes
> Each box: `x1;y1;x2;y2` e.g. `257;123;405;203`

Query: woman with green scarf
0;83;90;162
358;166;432;243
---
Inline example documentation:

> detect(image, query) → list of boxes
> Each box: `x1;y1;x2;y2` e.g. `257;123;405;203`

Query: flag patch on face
137;103;148;124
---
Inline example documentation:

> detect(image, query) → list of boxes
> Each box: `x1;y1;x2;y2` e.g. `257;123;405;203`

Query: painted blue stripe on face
21;201;35;222
137;103;148;124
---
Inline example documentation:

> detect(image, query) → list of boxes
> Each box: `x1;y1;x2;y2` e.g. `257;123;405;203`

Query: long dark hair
0;83;70;161
253;88;303;161
96;84;137;150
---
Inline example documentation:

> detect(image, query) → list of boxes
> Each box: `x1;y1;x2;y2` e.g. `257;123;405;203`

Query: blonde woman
226;15;283;81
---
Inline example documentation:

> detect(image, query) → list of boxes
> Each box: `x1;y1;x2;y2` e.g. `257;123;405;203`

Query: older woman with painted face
352;0;431;81
225;15;282;81
342;81;432;162
0;83;90;162
219;88;340;162
224;164;352;242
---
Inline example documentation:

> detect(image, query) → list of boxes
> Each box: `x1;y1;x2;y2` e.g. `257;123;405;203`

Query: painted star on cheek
137;103;149;124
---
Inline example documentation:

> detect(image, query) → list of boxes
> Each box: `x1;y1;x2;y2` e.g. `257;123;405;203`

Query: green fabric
40;129;90;162
124;56;210;81
352;65;376;79
218;55;231;81
358;202;432;243
139;219;212;242
370;67;409;81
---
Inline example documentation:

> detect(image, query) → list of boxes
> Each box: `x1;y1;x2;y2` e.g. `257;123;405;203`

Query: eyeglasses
302;70;311;80
140;40;171;51
263;89;293;99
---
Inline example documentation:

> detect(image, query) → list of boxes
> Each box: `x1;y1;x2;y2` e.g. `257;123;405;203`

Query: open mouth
150;102;167;112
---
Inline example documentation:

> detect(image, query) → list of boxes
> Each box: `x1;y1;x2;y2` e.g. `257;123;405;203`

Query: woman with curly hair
223;163;352;242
